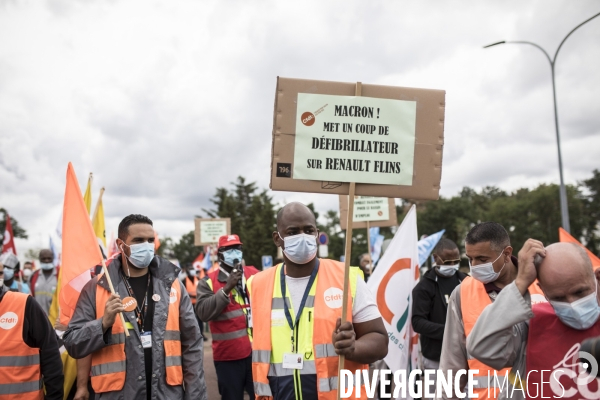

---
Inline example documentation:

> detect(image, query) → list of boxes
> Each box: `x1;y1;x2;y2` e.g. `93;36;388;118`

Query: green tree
582;169;600;255
0;208;28;241
170;231;203;265
204;177;277;269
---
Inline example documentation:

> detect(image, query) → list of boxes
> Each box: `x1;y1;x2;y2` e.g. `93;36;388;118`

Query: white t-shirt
285;274;381;323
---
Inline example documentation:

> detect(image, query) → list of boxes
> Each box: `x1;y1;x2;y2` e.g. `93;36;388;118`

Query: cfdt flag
1;212;17;255
366;205;419;387
59;163;103;325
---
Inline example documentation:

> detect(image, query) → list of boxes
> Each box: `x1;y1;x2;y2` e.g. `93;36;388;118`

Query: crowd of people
1;203;599;400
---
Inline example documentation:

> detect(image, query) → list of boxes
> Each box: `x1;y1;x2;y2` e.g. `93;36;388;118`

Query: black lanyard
121;272;151;332
280;259;319;352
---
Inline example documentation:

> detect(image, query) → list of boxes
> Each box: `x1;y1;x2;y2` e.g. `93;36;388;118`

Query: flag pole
101;259;130;337
337;82;361;399
91;187;105;223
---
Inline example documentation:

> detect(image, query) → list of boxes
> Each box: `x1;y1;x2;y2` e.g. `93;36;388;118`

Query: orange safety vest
0;291;43;400
461;277;543;399
185;276;199;305
251;259;368;400
91;277;184;393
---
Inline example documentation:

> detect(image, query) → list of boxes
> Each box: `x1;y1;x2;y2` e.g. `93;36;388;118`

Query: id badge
283;353;304;370
247;311;253;328
141;332;152;349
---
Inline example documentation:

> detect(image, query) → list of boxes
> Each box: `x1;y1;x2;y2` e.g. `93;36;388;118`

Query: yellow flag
83;173;93;215
92;187;107;250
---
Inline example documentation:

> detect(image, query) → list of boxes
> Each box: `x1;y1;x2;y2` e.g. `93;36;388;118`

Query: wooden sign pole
338;82;361;399
102;259;130;337
366;220;373;275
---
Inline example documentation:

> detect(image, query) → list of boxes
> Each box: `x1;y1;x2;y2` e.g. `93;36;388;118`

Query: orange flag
59;163;103;325
559;228;600;269
154;230;161;252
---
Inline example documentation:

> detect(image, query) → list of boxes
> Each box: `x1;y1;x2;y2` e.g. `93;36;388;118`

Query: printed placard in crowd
270;77;445;200
339;196;397;229
293;94;416;185
194;218;231;245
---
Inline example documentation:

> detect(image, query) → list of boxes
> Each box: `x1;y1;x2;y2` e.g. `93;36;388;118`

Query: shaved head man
467;239;600;400
248;202;388;399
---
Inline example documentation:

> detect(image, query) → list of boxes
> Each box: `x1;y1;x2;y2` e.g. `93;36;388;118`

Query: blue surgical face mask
279;233;318;265
40;262;54;271
123;242;155;269
550;283;600;330
437;264;459;277
469;249;507;284
222;249;243;267
3;268;14;281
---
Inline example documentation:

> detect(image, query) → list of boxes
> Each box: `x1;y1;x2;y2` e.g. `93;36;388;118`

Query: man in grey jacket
467;240;600;400
64;214;207;400
439;222;520;400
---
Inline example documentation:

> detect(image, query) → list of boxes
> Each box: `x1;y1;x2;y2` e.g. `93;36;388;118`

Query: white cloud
1;0;599;258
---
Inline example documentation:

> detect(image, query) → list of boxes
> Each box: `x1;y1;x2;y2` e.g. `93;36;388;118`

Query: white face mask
40;262;54;271
178;271;187;281
437;264;459;277
469;249;507;284
23;269;33;278
550;282;600;330
279;233;318;265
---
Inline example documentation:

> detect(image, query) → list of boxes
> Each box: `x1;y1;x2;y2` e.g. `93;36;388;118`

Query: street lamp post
484;11;600;233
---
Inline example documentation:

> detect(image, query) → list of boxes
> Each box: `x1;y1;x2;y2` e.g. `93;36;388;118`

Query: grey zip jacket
465;282;534;400
438;281;526;400
64;256;208;400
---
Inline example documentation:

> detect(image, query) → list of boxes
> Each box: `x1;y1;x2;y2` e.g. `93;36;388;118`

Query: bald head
39;249;54;263
538;242;596;303
276;202;316;232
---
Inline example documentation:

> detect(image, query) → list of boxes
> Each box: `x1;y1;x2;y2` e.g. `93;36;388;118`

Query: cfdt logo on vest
0;312;18;330
324;287;343;309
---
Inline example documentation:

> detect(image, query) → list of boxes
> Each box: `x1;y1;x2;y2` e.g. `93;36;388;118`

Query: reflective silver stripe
472;374;507;388
216;309;245;321
271;296;314;310
110;333;126;344
0;380;42;395
165;356;182;367
0;354;40;367
304;295;315;308
267;360;316;377
319;376;338;392
315;343;337;358
164;330;181;341
271;297;291;310
212;328;247;341
254;381;272;396
91;360;126;376
252;350;271;364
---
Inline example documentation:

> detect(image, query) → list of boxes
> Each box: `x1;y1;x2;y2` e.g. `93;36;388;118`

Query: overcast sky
1;0;599;257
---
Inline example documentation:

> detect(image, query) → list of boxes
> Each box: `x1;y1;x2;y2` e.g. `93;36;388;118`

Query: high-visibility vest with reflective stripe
185;276;198;305
91;277;184;393
460;277;514;399
249;260;368;400
206;266;258;361
0;291;43;400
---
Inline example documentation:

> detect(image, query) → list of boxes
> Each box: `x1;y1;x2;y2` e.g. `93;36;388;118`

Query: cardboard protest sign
339;196;397;229
194;218;231;245
270;77;445;200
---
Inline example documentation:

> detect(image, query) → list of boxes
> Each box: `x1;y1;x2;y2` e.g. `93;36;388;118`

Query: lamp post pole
484;11;600;233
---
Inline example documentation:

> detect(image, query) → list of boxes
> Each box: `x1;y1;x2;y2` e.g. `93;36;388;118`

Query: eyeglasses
438;259;461;266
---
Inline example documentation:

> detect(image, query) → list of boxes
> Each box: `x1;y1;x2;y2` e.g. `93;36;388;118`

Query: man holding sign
64;214;207;400
248;202;387;399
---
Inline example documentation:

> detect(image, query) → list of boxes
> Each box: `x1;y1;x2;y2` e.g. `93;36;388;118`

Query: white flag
367;205;419;399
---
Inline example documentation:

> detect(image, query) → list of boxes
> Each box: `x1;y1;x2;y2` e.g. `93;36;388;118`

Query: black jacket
411;268;467;361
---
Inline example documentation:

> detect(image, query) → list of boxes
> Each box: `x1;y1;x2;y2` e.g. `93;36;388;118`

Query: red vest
527;302;600;400
208;266;258;361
